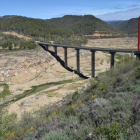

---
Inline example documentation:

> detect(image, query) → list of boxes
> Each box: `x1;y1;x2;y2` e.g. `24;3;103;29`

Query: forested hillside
0;16;73;38
109;21;126;29
0;16;88;49
46;15;119;35
109;18;138;36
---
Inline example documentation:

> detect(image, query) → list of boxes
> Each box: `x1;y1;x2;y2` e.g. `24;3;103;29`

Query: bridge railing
36;41;140;78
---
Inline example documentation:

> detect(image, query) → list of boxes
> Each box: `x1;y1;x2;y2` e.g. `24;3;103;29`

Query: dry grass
47;92;63;98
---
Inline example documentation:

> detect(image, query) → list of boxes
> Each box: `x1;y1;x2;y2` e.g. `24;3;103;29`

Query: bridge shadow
41;45;89;79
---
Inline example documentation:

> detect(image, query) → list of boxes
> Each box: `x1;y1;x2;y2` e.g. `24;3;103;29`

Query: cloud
128;4;139;8
96;8;140;20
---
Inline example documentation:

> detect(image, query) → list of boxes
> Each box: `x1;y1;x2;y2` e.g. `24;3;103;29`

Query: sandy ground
2;31;32;40
85;33;112;37
0;37;137;122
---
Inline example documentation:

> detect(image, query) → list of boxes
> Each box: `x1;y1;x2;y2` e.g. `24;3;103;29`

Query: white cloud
96;8;140;20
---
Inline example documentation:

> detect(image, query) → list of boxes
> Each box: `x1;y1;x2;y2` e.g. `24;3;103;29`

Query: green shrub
63;107;75;117
42;129;71;140
72;91;80;103
121;82;135;92
135;60;140;79
95;119;129;140
0;108;12;139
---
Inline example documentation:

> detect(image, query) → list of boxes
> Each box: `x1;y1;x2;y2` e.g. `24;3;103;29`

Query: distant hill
46;15;119;35
105;20;126;24
118;18;138;36
0;16;73;38
107;18;138;36
109;21;126;29
105;20;126;29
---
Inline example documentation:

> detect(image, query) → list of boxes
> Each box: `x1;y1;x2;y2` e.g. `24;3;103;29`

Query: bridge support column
41;45;47;51
134;52;140;60
54;46;57;57
45;45;48;51
64;47;67;68
75;49;80;74
90;50;95;78
109;52;116;68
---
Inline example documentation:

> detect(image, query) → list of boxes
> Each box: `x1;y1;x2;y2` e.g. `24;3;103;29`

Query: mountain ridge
46;15;120;35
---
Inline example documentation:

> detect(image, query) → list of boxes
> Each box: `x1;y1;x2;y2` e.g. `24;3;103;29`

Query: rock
0;87;4;92
32;69;36;73
1;71;4;74
80;83;91;93
4;70;9;76
14;72;18;76
7;81;11;84
0;78;4;82
6;74;9;77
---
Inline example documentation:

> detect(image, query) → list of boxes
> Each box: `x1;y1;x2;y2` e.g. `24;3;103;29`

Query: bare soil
2;31;32;40
85;33;112;37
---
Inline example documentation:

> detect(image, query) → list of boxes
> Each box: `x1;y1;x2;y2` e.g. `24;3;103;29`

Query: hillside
46;15;119;35
0;16;73;38
104;20;126;24
109;18;138;36
0;16;90;48
108;20;126;29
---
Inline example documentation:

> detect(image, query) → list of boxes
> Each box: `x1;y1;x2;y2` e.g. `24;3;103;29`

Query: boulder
14;72;18;76
1;71;4;74
0;78;4;82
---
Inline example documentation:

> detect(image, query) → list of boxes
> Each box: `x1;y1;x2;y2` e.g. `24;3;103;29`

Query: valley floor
0;37;137;130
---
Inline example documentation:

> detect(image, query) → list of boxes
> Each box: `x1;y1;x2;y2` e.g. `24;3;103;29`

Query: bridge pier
75;48;80;74
134;52;140;60
46;45;48;51
54;46;57;57
41;45;47;51
109;52;116;68
64;47;67;68
90;50;95;78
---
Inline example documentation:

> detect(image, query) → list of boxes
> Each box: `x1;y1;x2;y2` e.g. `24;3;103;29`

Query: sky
0;0;140;21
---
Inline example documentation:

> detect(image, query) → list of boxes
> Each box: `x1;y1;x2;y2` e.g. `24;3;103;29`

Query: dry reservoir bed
0;37;137;122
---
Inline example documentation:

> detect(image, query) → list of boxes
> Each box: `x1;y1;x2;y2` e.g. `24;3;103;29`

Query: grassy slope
1;53;140;139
